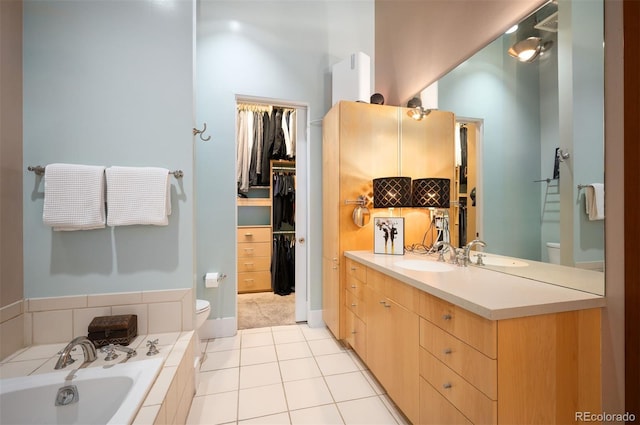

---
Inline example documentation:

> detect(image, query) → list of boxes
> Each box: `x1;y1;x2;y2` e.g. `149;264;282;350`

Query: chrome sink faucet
433;241;457;264
55;336;97;369
464;239;487;266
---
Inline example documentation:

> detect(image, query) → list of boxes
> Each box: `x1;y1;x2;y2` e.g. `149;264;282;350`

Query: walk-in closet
236;98;307;329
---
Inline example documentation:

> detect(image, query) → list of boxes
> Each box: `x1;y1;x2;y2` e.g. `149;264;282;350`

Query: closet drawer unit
237;227;271;243
345;258;367;282
420;377;472;425
345;274;365;299
345;309;366;361
238;242;271;258
237;257;271;273
420;318;497;400
420;348;497;425
345;289;364;319
238;271;271;293
419;292;497;359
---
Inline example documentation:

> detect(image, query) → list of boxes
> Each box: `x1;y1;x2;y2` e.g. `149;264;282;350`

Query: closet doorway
235;95;309;330
455;118;483;246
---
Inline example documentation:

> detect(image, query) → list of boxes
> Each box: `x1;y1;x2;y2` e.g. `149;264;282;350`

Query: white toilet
546;242;560;264
195;299;210;333
194;299;211;376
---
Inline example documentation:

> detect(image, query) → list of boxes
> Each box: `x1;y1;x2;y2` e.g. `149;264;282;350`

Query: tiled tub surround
0;330;196;425
16;288;194;347
0;300;24;360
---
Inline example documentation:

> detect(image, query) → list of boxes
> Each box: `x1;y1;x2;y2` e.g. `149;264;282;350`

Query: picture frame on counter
374;217;404;255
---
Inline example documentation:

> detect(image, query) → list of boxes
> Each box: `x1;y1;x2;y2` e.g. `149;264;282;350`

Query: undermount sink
469;254;529;267
394;259;455;272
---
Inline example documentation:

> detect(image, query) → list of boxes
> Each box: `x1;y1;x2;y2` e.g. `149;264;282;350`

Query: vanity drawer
346;289;364;319
238;271;271;293
238;242;271;258
419;292;497;359
420;377;472;425
346;274;365;299
345;258;367;282
420;348;497;425
237;257;271;273
237;227;271;243
385;277;419;313
367;268;385;292
345;308;366;361
420;318;497;400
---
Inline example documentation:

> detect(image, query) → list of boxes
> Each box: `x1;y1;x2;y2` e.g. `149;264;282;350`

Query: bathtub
0;357;164;425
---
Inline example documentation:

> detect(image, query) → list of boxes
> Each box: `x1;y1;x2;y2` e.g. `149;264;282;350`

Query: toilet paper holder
204;272;227;288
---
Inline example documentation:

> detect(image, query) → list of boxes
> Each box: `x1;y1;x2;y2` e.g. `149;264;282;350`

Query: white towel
106;166;171;226
585;183;605;221
43;163;106;231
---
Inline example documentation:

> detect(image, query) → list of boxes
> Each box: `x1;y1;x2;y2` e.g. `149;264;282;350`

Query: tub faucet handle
146;339;159;356
101;344;119;361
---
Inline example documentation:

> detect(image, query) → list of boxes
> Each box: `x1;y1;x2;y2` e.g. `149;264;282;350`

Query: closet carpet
238;292;296;330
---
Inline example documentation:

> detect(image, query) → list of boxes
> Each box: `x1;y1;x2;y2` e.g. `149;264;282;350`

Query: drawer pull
244;248;254;252
244;263;254;266
244;233;253;237
351;303;357;307
351;285;357;289
379;300;386;305
244;279;255;282
350;266;357;271
442;382;452;389
443;348;452;355
442;313;452;320
351;330;357;334
384;303;391;308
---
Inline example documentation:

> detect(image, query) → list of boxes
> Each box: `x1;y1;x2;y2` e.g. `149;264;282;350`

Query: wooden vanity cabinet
343;257;602;425
418;290;601;425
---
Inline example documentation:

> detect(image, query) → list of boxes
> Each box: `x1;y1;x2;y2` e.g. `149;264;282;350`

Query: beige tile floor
187;324;409;425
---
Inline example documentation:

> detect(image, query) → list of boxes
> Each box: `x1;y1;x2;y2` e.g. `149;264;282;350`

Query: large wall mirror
424;0;604;295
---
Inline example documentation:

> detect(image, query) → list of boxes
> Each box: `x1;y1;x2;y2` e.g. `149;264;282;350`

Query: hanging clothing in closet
272;171;295;231
237;103;297;192
271;235;295;296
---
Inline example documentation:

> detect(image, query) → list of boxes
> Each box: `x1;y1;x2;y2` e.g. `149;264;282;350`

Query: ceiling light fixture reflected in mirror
508;36;553;62
505;24;519;34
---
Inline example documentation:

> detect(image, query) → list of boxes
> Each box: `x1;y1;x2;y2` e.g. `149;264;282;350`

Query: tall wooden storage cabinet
322;101;455;340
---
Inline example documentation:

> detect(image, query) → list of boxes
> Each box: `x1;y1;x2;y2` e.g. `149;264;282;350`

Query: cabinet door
364;284;388;387
386;298;420;424
322;105;341;339
322;256;340;338
344;308;366;361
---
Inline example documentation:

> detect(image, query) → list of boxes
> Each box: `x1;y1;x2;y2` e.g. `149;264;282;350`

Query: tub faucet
464;239;487;266
433;241;457;264
55;336;97;370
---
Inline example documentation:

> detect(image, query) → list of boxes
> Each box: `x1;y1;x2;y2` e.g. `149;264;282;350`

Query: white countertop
344;250;606;320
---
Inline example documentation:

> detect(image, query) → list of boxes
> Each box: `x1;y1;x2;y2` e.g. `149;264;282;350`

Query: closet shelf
237;198;271;207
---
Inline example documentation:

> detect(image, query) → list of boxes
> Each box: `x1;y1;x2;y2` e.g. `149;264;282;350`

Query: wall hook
193;123;211;142
558;149;570;162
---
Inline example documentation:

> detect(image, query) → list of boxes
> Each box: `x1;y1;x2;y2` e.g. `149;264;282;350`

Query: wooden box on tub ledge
87;314;138;347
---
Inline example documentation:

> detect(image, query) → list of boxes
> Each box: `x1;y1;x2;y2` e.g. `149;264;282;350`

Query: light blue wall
567;0;604;264
438;36;542;260
195;1;374;318
23;0;195;297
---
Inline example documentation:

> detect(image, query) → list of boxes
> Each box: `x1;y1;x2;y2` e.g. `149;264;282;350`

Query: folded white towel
106;166;171;226
43;163;106;231
585;183;605;221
